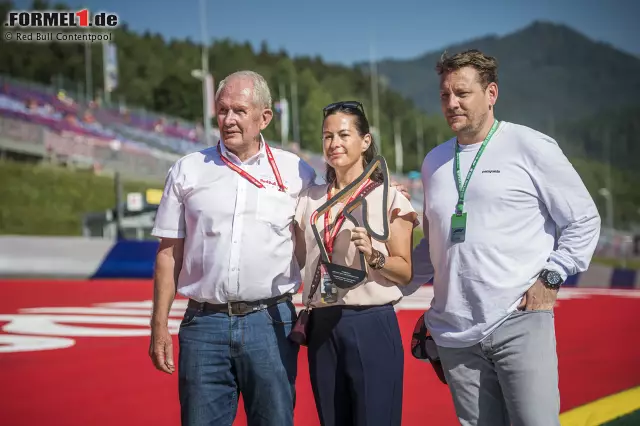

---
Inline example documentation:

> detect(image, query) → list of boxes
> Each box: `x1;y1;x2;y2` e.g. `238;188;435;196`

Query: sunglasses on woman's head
323;101;366;117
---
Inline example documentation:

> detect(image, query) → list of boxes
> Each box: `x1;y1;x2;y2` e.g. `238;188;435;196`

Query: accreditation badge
450;212;467;243
320;265;338;304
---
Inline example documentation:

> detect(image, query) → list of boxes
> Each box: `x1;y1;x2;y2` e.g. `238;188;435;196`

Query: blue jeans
178;300;299;426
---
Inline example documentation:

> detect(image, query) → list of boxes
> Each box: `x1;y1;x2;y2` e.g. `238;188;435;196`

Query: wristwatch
368;249;386;270
539;269;563;290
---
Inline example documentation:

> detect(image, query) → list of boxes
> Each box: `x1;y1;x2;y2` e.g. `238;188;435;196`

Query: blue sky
15;0;640;64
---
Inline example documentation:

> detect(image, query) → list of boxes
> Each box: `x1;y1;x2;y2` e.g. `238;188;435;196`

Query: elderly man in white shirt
148;70;316;426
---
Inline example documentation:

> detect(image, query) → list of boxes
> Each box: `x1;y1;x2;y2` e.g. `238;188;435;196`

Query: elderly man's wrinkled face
216;77;272;151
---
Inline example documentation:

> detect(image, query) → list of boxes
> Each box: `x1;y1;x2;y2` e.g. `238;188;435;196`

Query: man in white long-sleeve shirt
412;50;601;426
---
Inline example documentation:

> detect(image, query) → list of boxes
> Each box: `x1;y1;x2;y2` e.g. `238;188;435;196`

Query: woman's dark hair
322;101;383;184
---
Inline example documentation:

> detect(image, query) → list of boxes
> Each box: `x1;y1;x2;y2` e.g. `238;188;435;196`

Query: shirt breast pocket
256;189;296;230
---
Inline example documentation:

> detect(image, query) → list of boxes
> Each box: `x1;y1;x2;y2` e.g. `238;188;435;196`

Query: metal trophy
311;155;391;289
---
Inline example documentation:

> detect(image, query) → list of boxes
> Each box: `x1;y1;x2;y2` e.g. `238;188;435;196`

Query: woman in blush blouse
293;100;419;426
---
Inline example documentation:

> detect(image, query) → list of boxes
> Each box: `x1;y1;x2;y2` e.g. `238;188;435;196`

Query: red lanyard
321;179;371;261
217;141;286;192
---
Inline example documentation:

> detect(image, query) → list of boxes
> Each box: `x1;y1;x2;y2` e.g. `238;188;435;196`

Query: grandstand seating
0;76;424;211
0;81;209;155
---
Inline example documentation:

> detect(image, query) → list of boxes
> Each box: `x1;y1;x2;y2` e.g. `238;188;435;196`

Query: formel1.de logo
4;9;119;28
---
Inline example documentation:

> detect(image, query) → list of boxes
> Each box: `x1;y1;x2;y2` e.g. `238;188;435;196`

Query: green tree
298;70;332;152
152;74;200;120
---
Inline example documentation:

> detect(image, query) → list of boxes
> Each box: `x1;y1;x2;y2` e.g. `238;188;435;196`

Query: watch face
547;271;562;285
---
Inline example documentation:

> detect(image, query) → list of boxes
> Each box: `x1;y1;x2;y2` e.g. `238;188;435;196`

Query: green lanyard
454;120;499;215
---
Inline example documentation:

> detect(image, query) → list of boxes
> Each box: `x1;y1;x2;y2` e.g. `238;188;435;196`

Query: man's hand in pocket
518;279;558;311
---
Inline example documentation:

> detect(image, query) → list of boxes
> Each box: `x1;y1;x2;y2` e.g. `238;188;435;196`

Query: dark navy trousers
307;304;404;426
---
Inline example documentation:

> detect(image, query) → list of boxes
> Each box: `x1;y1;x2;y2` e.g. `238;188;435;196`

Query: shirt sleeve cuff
151;228;185;239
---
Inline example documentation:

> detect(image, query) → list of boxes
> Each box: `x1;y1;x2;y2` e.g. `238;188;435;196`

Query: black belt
187;294;292;316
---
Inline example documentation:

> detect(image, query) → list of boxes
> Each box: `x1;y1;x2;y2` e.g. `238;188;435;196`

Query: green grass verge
591;256;640;270
0;160;161;236
412;227;424;248
602;409;640;426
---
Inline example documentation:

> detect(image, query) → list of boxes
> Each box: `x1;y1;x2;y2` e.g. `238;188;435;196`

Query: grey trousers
437;310;560;426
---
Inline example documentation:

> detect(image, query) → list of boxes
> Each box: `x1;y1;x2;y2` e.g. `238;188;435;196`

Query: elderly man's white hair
215;70;272;109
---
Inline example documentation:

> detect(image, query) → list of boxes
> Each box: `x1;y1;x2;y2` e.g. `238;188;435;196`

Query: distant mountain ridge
365;21;640;133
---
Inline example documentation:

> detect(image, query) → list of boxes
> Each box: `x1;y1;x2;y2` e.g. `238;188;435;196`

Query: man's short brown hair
436;49;499;89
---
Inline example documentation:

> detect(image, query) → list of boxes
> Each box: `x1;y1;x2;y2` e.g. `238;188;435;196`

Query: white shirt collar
219;134;267;165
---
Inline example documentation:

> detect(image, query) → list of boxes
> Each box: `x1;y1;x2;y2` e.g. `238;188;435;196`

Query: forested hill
358;20;640;179
368;21;640;135
0;0;452;175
